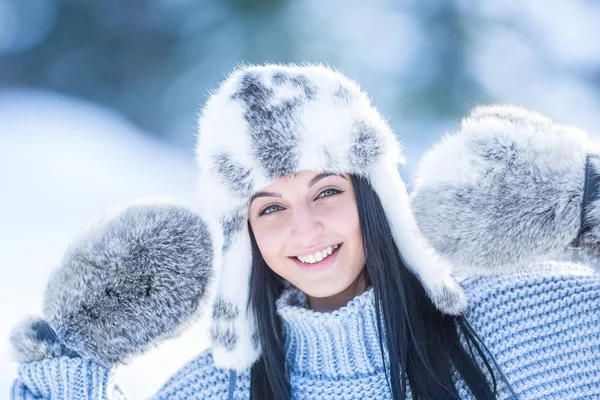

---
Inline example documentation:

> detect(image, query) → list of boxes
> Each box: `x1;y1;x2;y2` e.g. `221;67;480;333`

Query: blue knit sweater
10;263;600;399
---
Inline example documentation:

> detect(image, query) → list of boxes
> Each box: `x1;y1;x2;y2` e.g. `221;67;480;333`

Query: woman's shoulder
151;349;250;399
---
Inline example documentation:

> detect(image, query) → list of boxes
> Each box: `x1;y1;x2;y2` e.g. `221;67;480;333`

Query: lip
293;243;341;258
290;243;342;272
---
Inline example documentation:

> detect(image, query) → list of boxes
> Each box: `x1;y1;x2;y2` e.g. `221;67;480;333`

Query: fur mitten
411;104;600;276
10;199;216;368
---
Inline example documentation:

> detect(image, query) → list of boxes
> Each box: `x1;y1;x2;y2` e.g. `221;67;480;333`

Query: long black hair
248;174;501;399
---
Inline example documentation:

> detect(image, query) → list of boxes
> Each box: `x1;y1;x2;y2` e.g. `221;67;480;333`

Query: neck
307;271;367;312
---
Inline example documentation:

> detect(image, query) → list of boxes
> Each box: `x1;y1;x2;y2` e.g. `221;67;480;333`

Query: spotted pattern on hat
348;120;383;172
251;329;260;351
212;297;239;321
220;208;246;252
333;85;352;105
211;323;238;351
231;70;318;179
272;72;317;100
213;153;254;198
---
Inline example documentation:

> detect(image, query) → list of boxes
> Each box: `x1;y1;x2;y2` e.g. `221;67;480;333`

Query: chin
297;278;355;299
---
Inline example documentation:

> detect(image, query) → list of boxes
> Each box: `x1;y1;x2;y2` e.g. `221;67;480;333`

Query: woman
11;64;506;399
192;63;502;399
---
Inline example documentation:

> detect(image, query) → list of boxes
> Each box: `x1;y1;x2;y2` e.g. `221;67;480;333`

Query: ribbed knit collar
276;287;387;379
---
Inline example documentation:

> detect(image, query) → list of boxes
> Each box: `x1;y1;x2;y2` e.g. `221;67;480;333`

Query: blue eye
317;188;342;199
258;204;283;216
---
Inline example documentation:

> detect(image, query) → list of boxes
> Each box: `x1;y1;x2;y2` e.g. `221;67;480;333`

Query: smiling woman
248;171;366;311
185;63;508;400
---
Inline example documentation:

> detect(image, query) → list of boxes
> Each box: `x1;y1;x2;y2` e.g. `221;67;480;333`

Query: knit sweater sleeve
151;349;249;399
461;263;600;399
10;350;247;400
10;357;126;400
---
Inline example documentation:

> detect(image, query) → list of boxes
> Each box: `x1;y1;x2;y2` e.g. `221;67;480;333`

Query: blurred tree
0;0;294;147
402;2;488;119
1;0;599;149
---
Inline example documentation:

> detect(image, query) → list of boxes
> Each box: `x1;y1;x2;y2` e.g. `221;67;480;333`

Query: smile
295;244;341;264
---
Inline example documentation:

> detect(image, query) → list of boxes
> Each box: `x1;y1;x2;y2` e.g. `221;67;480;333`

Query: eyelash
257;187;344;217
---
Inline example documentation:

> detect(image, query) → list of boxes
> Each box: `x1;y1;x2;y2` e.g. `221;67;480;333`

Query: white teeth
296;244;340;264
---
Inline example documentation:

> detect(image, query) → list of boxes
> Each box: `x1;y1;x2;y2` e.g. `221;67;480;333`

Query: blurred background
1;0;600;397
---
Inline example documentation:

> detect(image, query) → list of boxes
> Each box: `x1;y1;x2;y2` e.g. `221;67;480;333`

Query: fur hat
196;64;467;371
411;104;600;277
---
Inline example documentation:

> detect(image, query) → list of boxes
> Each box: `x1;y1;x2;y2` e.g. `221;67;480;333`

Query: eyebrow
250;190;281;203
249;173;347;204
308;172;346;188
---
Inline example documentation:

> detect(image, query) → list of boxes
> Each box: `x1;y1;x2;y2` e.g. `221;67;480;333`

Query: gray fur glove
10;200;215;368
411;104;600;276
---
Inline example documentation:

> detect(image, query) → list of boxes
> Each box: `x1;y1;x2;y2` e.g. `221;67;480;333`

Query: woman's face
248;171;366;302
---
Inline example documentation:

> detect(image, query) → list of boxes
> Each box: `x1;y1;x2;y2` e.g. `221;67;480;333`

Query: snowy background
2;0;600;398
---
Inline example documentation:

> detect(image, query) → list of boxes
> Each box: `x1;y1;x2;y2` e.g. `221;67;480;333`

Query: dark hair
248;174;501;399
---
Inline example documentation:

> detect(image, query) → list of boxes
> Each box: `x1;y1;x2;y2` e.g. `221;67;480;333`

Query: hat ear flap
211;221;261;371
370;162;467;315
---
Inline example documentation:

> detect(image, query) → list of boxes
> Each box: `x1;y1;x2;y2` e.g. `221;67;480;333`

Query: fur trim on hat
196;63;467;371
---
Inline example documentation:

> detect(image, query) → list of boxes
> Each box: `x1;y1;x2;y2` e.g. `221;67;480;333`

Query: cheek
251;221;289;272
348;217;365;261
326;198;361;239
330;200;364;263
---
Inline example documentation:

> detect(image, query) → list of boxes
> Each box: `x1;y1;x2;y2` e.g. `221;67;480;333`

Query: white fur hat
195;64;467;371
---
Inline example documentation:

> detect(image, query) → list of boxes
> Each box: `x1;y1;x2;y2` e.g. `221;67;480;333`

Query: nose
291;205;323;246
